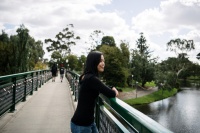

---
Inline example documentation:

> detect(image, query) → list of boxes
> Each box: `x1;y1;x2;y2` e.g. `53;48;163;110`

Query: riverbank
118;86;158;100
118;87;177;106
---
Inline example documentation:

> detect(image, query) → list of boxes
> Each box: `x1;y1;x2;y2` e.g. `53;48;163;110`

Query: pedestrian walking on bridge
60;64;65;82
51;63;57;82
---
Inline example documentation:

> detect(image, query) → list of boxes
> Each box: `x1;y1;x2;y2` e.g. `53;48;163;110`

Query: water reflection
134;89;200;133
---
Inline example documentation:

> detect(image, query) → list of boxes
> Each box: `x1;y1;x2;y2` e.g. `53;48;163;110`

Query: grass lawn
124;88;177;106
118;87;134;92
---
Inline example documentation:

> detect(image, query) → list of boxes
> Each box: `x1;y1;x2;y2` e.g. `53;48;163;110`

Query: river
134;87;200;133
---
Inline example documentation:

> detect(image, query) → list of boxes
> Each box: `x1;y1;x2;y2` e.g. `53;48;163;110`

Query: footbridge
0;70;173;133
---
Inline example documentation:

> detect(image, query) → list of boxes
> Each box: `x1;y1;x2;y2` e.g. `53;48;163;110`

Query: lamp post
135;81;138;98
66;59;68;70
131;75;133;89
82;63;84;73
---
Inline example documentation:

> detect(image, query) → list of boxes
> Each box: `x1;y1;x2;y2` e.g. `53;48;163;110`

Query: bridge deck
0;76;75;133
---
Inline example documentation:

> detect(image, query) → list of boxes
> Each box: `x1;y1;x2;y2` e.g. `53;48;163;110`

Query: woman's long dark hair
83;51;102;77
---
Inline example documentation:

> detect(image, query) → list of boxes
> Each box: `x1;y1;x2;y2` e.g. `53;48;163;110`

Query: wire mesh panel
98;106;132;133
0;70;51;116
0;84;13;115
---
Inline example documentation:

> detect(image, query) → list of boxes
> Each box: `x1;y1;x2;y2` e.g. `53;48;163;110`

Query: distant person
70;51;119;133
51;63;57;82
60;64;65;82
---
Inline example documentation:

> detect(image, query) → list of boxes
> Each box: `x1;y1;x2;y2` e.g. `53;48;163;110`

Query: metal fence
0;70;51;116
66;71;173;133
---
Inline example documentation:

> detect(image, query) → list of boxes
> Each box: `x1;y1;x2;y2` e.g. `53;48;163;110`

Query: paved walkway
118;87;158;100
0;75;75;133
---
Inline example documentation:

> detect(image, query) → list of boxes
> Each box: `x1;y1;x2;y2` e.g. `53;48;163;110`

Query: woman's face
97;55;105;73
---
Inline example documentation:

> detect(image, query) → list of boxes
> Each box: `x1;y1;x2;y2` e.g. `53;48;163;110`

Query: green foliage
120;87;134;92
87;30;104;52
76;55;86;72
34;61;47;70
99;45;128;87
197;53;200;60
145;81;156;87
167;38;194;54
101;36;116;47
0;25;44;75
120;41;130;68
130;33;156;87
45;24;80;59
156;57;193;89
67;54;78;71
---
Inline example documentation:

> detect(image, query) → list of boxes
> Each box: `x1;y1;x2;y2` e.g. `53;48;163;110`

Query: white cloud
130;0;200;63
0;0;200;64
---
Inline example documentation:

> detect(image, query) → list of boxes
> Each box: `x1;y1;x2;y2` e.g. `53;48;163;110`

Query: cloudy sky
1;0;200;63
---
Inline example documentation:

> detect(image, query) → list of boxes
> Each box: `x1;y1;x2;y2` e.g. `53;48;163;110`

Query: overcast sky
1;0;200;63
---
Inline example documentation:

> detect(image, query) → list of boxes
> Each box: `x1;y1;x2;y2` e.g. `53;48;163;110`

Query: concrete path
0;75;75;133
118;87;158;100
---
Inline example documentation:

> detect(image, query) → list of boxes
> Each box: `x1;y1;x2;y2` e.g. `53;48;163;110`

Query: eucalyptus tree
45;24;80;61
197;53;200;60
166;38;195;87
167;38;194;57
87;30;104;52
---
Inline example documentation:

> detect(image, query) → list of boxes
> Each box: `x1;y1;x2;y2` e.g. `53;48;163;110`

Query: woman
71;51;118;133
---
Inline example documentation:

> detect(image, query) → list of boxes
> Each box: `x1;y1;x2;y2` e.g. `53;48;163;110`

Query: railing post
30;73;34;95
41;71;44;85
10;77;16;112
39;71;42;88
74;77;79;101
72;77;74;93
22;75;27;101
44;71;46;83
95;97;103;129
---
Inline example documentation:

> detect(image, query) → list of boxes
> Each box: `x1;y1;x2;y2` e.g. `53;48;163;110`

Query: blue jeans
70;122;99;133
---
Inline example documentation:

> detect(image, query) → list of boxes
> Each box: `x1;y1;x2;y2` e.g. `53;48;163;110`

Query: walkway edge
0;87;42;131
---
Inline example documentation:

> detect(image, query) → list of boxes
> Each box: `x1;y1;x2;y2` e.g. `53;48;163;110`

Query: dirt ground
118;87;158;100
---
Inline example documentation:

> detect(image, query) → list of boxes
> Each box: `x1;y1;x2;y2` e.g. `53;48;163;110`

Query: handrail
66;70;173;133
98;94;173;133
0;70;44;80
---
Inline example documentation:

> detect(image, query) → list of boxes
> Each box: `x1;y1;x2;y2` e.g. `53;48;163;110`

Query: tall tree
45;24;80;59
28;38;45;70
131;33;156;87
120;40;130;68
167;38;194;58
100;45;127;87
166;38;195;84
67;54;78;71
87;30;104;52
0;25;45;75
196;53;200;60
101;36;116;47
16;24;30;72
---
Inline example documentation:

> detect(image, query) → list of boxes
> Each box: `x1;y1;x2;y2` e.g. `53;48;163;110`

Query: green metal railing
66;71;173;133
0;70;51;116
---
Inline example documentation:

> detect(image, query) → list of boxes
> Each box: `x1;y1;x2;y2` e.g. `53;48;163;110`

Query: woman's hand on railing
112;87;119;97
